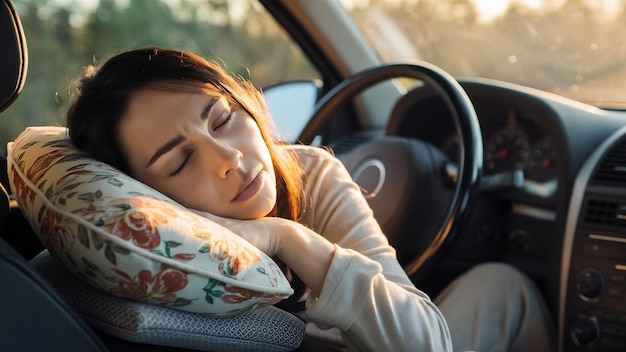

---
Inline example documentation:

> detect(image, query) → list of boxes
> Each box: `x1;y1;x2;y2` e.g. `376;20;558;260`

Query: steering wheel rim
298;62;483;278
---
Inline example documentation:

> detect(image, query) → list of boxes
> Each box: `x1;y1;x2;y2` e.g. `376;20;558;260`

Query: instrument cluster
442;107;558;199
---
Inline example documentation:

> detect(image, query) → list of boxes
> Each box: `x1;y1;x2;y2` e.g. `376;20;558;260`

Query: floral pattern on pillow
7;126;293;315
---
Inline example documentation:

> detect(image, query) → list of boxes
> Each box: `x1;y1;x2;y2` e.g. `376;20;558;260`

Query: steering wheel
298;62;483;280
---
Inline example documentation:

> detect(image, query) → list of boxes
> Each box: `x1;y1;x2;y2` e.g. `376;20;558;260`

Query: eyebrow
144;97;219;169
145;135;185;168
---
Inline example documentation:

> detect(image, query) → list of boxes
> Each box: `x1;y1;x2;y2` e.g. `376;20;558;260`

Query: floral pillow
7;126;293;316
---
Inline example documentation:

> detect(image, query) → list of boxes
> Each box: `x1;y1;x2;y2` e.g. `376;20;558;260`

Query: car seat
0;1;109;350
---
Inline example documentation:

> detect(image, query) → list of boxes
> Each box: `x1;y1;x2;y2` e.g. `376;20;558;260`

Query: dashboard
387;79;565;208
383;78;626;352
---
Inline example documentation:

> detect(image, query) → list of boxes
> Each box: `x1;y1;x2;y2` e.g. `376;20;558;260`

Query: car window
2;0;319;155
340;0;626;109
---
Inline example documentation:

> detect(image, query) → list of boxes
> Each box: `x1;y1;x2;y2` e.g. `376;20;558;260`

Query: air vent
582;199;626;228
592;137;626;187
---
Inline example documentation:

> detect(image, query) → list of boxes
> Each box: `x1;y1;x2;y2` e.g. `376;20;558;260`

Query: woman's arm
290;145;452;351
214;215;336;298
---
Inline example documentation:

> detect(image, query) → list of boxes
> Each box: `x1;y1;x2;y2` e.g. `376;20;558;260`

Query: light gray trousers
435;263;557;352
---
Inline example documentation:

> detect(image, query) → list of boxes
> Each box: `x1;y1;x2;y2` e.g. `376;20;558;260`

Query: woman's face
118;88;277;220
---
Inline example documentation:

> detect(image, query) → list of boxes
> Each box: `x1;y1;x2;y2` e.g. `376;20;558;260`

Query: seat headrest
0;0;28;113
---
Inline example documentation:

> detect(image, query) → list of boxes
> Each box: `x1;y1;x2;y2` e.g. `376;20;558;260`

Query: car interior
2;0;626;351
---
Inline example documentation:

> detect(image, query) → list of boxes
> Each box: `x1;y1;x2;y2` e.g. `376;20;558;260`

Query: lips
232;169;262;202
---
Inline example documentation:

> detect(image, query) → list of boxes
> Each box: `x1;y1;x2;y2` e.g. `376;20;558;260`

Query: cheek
168;182;223;214
250;130;273;164
146;176;215;209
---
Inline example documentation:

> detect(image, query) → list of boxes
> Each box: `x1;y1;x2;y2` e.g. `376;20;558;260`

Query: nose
202;138;242;178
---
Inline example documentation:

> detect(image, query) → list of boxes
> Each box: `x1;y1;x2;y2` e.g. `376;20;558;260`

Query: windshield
340;0;626;109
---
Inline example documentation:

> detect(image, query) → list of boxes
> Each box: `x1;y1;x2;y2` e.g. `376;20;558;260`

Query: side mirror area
263;79;321;143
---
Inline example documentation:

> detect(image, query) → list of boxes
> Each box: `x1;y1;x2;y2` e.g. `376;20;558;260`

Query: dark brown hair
66;47;304;221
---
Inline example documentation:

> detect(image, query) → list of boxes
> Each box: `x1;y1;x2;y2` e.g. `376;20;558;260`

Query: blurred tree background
2;0;625;153
2;0;317;153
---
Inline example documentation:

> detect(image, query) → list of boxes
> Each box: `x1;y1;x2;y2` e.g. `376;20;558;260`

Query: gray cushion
30;251;305;352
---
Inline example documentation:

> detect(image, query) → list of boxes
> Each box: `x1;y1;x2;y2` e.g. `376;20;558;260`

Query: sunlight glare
339;0;626;23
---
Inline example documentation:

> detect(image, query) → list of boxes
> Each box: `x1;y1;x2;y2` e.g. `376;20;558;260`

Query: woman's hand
198;211;334;297
219;216;287;257
196;211;284;256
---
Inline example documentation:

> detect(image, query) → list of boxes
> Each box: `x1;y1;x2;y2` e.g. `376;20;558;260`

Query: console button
607;284;624;298
577;268;606;301
570;317;600;347
581;242;626;260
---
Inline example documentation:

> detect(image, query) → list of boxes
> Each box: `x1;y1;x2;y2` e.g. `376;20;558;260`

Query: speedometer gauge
485;127;530;173
526;137;557;182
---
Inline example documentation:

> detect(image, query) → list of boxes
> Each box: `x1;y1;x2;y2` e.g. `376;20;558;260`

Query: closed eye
213;106;234;131
169;151;193;177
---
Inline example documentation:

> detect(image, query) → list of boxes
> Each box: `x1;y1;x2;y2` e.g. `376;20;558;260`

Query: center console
561;131;626;351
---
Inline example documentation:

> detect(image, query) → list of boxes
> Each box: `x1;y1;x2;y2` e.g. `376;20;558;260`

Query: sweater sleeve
292;145;452;352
